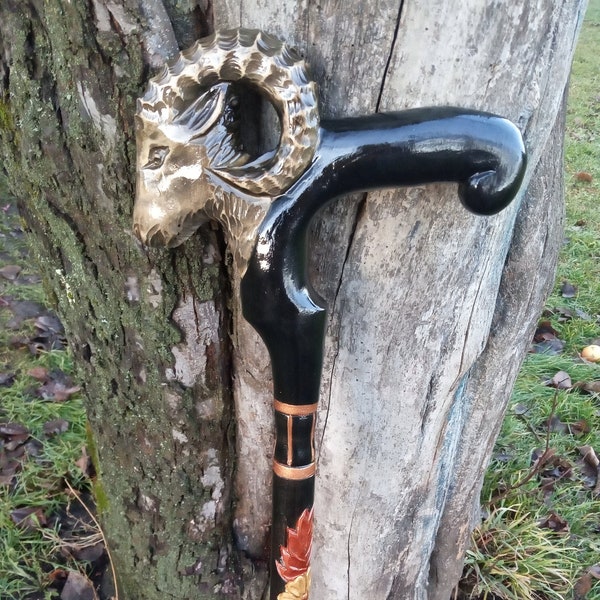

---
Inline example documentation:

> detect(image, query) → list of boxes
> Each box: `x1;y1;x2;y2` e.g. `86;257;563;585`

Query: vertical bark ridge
317;193;367;468
427;95;568;600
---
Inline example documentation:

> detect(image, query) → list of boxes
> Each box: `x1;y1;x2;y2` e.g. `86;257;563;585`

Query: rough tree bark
0;1;586;599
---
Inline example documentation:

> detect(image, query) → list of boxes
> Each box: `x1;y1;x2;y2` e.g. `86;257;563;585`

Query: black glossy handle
242;107;526;405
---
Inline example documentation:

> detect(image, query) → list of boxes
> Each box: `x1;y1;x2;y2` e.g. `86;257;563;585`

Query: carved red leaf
276;507;313;583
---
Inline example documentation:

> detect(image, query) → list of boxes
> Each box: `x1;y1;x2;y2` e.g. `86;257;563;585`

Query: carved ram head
133;28;320;273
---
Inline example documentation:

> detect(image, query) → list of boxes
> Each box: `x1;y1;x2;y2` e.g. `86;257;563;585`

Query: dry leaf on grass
574;171;593;182
543;370;572;389
560;281;577;298
60;571;99;600
537;511;570;534
579;446;600;496
574;564;600;600
10;506;48;531
0;264;22;280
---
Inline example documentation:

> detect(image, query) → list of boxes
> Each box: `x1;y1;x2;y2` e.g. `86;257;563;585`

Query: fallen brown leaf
544;370;572;389
531;447;556;467
579;446;600;496
0;372;16;387
46;568;68;585
537;450;573;482
29;314;66;353
35;371;80;402
0;422;31;451
62;540;105;562
569;419;591;436
531;337;565;355
538;511;569;534
574;564;600;600
561;281;577;298
6;300;46;329
0;460;22;486
75;446;92;477
27;366;49;381
60;571;98;600
545;415;569;434
0;265;22;281
533;320;560;341
579;445;599;468
531;321;565;354
574;572;593;599
573;380;600;394
575;171;593;182
10;506;48;531
547;306;592;321
43;419;69;437
589;564;600;579
0;422;29;437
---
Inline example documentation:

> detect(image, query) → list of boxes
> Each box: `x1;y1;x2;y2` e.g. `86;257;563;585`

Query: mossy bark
0;2;251;598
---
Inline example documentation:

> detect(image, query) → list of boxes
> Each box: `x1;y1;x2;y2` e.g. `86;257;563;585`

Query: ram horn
138;28;320;197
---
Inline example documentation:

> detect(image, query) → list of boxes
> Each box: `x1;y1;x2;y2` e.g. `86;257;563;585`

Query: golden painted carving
277;570;311;600
133;28;319;275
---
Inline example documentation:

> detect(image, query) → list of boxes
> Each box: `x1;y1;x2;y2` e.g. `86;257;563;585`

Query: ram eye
143;146;170;169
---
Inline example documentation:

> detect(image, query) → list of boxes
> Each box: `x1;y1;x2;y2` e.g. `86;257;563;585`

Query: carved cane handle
133;28;527;600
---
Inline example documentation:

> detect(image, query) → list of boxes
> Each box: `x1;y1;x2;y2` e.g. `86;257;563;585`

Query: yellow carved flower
277;568;311;600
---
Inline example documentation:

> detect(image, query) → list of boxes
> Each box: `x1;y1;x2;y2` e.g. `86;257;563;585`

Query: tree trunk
0;1;585;599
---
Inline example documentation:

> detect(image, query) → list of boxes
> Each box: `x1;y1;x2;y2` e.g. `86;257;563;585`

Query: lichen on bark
0;1;247;598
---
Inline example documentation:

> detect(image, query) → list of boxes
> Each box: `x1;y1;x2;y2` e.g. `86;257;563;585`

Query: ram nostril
146;228;167;248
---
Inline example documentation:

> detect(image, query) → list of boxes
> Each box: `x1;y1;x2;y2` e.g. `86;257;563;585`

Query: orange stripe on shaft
274;400;318;416
310;416;316;462
287;416;293;466
273;461;316;480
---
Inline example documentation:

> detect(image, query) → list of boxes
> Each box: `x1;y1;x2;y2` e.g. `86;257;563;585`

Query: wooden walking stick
133;28;526;599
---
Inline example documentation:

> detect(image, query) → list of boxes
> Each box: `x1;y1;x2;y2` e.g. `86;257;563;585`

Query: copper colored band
273;400;318;416
273;461;316;480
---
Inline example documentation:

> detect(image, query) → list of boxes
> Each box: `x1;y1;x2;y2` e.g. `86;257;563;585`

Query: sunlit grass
462;506;581;600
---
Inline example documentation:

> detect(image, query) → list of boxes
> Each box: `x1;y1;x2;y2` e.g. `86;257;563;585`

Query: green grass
0;351;90;599
462;506;581;600
460;2;600;598
0;202;93;596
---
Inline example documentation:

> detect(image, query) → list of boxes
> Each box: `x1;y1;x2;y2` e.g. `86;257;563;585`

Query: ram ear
160;83;228;144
